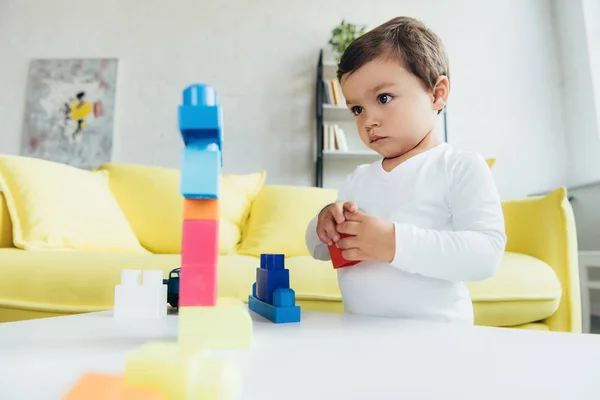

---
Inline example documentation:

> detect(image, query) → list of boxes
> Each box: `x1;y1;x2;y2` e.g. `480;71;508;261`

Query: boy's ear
432;75;449;112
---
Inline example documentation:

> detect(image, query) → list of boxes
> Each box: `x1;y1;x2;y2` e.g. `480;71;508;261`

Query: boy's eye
378;94;393;104
351;106;363;116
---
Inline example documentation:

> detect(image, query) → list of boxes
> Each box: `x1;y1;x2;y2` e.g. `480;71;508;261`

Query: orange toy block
62;372;164;400
183;198;219;220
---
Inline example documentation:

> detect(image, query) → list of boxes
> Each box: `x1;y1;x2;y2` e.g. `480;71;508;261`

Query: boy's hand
316;201;358;246
335;211;396;263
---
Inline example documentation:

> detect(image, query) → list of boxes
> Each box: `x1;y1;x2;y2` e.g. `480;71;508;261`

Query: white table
1;309;600;400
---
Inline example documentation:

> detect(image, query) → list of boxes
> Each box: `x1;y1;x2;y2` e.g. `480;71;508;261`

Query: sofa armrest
502;187;581;332
0;192;14;248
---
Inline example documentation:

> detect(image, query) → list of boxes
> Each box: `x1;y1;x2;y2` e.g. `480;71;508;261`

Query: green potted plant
328;19;367;62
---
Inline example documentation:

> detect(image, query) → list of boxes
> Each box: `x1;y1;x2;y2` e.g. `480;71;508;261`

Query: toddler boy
305;16;506;324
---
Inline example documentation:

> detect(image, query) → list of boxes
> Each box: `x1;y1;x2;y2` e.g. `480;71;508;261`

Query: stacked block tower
63;84;252;400
176;83;253;353
178;83;222;308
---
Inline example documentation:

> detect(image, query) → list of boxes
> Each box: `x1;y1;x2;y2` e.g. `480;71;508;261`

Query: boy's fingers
318;218;339;245
343;201;358;213
344;211;363;221
317;228;332;245
337;236;358;250
324;221;340;242
336;221;360;235
342;248;362;261
331;203;346;224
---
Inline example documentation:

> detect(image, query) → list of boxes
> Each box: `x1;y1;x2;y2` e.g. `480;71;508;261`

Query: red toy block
179;263;217;307
62;372;164;400
181;219;218;266
328;234;360;269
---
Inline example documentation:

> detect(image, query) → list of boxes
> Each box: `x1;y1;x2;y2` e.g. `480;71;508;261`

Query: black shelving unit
314;48;448;187
315;49;325;188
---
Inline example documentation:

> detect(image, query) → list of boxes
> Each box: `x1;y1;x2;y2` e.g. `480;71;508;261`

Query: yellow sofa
0;158;582;333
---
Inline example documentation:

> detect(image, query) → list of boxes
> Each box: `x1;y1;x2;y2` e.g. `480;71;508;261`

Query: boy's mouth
369;136;386;143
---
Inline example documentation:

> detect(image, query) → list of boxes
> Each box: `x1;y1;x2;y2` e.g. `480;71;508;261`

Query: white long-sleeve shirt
305;143;507;324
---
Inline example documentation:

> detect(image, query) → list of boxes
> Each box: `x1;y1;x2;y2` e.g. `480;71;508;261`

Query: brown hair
337;16;450;95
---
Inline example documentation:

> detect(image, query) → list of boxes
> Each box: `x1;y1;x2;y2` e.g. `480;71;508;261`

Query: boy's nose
363;110;382;129
365;117;381;129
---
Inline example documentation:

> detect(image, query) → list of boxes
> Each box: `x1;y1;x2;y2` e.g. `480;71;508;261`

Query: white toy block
121;269;141;286
114;269;167;318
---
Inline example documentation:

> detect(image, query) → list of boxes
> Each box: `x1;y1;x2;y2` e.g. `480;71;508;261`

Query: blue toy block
178;83;223;166
273;287;295;307
182;83;218;107
260;253;285;270
180;146;220;199
178;105;222;147
248;288;300;323
256;267;289;305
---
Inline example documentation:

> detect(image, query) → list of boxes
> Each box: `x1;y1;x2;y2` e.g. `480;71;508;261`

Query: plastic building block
248;285;301;323
260;253;285;270
273;286;296;307
180;146;221;199
181;219;218;266
114;270;167;318
183;198;219;220
188;355;242;400
256;268;289;305
179;108;222;146
254;253;288;304
178;298;252;353
125;341;241;400
178;84;223;151
328;233;360;269
247;253;301;323
179;264;216;307
63;372;165;400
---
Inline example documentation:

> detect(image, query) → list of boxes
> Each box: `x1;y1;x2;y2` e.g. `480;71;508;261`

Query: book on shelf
322;79;346;107
323;123;349;152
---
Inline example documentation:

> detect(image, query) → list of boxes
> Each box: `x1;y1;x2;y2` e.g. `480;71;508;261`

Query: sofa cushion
0;155;147;253
0;249;341;322
0;250;562;328
466;252;562;327
0;192;12;248
238;185;337;257
96;163;266;255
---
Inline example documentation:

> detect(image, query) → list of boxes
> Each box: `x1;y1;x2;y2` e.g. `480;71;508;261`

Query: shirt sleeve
304;167;360;261
389;152;507;282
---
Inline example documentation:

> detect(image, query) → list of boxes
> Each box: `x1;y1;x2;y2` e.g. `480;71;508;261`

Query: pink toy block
181;219;218;266
179;264;217;307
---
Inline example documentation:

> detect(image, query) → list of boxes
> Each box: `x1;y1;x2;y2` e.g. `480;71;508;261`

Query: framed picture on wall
20;58;118;170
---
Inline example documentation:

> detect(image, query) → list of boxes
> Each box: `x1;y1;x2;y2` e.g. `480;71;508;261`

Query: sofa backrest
236;184;337;258
95;163;266;255
0;191;13;248
0;161;339;255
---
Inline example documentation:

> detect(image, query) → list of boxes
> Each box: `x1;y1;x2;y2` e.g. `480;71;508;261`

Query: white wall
583;0;600;136
0;0;568;199
551;0;600;250
552;0;600;188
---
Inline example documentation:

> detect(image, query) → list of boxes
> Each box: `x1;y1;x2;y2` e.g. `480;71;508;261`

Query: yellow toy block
124;341;241;400
188;356;241;400
179;297;252;353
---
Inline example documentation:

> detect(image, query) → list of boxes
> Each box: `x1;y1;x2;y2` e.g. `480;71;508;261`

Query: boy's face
340;58;446;159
